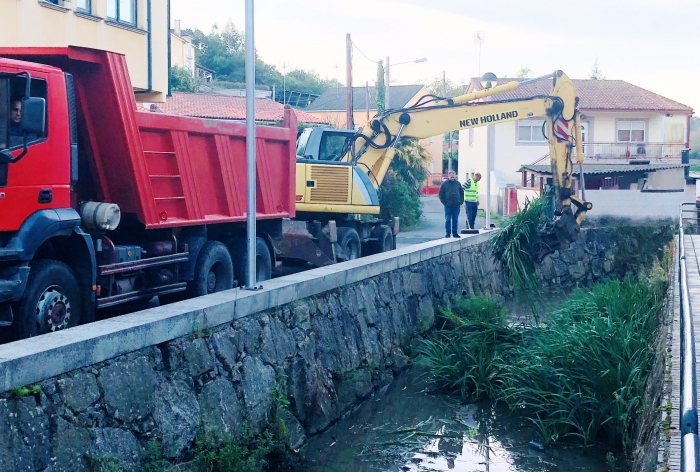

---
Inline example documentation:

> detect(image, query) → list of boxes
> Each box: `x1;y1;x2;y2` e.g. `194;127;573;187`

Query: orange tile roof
154;92;329;124
469;77;693;113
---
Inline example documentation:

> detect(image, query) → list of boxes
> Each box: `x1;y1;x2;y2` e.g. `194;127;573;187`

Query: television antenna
474;31;485;77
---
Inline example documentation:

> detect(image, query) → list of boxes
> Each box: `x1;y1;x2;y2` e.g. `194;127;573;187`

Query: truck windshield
0;78;8;151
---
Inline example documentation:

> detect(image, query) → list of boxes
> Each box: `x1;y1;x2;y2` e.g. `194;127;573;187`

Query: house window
76;0;91;13
107;0;136;25
617;120;645;142
518;120;546;142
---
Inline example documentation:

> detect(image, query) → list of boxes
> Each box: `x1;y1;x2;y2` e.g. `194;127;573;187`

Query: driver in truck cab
9;99;22;139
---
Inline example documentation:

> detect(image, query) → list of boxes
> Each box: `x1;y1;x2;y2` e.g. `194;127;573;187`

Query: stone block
416;297;435;333
198;378;243;439
50;418;92;472
241;356;276;429
99;356;156;423
154;378;199;458
260;314;297;363
86;428;144;467
182;338;215;378
58;371;101;413
210;329;240;377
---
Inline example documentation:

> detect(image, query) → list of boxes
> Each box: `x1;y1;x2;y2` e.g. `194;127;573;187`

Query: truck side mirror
20;97;46;135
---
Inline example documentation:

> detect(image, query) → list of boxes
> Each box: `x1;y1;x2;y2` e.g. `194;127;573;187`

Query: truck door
0;69;69;232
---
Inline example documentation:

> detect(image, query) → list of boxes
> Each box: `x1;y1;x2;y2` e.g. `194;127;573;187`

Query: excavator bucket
528;207;581;263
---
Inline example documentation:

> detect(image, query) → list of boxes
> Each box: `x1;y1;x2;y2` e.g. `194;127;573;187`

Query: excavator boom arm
344;70;591;252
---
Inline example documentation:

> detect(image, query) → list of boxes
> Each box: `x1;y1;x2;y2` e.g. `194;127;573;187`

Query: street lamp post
480;72;498;231
385;56;426;110
245;0;257;288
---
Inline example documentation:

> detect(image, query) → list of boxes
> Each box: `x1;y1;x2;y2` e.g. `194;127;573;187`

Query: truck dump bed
0;46;296;228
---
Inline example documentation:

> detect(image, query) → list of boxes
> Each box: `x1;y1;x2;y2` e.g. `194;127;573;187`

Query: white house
170;20;195;77
458;76;694;218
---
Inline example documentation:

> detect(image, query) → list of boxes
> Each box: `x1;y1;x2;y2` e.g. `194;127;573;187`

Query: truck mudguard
4;209;81;261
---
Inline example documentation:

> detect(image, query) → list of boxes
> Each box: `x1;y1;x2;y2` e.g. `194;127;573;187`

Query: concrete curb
0;232;493;393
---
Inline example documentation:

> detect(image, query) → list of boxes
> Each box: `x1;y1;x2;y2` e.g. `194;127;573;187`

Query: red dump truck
0;46;299;339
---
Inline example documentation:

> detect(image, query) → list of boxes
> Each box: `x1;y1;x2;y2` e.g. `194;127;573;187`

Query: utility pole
346;34;354;129
365;81;370;122
442;70;446;96
385;56;390;110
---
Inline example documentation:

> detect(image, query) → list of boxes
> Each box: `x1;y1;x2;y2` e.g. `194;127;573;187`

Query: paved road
395;196;486;249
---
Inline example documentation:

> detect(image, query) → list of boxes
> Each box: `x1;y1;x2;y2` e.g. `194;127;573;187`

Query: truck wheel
374;225;395;253
188;241;234;298
235;237;272;286
13;260;82;339
337;227;361;262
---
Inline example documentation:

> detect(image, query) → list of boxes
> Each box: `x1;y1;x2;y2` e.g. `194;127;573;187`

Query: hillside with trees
178;22;341;96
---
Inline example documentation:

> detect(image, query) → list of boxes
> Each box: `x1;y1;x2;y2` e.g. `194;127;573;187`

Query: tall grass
417;271;667;458
490;193;549;293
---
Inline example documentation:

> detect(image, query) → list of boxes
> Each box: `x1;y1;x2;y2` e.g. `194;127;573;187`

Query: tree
182;22;341;97
589;58;606;80
516;65;532;78
376;60;385;115
425;76;464;98
170;65;195;92
380;138;431;230
690;116;700;160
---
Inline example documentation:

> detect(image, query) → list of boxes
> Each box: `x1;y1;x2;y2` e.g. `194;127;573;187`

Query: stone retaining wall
0;225;674;471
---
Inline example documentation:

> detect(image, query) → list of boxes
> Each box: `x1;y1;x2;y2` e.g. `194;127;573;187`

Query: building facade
1;0;170;102
170;19;194;77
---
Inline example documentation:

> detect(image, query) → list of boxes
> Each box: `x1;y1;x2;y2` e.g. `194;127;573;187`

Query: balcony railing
579;142;685;163
530;142;687;166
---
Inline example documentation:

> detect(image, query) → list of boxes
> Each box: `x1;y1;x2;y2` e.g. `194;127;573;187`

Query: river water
301;367;622;471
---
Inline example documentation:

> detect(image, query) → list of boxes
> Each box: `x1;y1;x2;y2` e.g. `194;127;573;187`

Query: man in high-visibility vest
463;172;481;229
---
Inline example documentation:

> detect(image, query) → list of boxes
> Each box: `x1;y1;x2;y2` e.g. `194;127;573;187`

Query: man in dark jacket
438;170;464;238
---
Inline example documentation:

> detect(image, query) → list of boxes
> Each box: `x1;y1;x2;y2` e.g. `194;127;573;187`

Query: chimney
174;19;181;36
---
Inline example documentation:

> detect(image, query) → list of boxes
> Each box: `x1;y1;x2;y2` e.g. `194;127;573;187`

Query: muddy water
302;367;622;471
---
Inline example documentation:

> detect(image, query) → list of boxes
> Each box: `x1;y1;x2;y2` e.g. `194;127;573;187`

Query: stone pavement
395;196;486;249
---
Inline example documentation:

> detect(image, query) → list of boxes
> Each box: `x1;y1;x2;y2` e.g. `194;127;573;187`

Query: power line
351;41;379;64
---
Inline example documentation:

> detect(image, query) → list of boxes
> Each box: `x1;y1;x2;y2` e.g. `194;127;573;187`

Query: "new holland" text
459;110;519;128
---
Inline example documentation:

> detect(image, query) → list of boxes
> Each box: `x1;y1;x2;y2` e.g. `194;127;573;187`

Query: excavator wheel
336;227;361;262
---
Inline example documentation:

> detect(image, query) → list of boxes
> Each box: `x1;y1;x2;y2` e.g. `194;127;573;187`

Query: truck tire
372;225;395;254
337;227;361;262
235;237;272;286
187;241;234;298
12;259;82;339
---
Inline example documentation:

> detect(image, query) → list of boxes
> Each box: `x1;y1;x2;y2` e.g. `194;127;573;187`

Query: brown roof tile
470;76;693;113
155;92;329;124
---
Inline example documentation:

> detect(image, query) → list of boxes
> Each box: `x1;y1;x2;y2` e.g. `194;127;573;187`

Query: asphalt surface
395;196;486;249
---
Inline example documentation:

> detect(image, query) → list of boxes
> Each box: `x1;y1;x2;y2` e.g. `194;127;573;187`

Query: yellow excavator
290;70;591;264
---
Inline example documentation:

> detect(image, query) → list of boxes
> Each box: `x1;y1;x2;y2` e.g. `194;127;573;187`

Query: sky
170;0;700;112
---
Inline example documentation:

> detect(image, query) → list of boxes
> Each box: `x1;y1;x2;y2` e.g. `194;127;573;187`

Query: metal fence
530;143;686;166
678;203;700;470
581;142;685;162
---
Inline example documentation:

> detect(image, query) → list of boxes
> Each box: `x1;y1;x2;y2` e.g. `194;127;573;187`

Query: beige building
305;85;444;174
1;0;169;102
170;19;194;77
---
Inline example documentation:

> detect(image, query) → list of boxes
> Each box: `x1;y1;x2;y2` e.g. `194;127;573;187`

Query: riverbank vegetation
490;192;550;293
417;264;669;462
